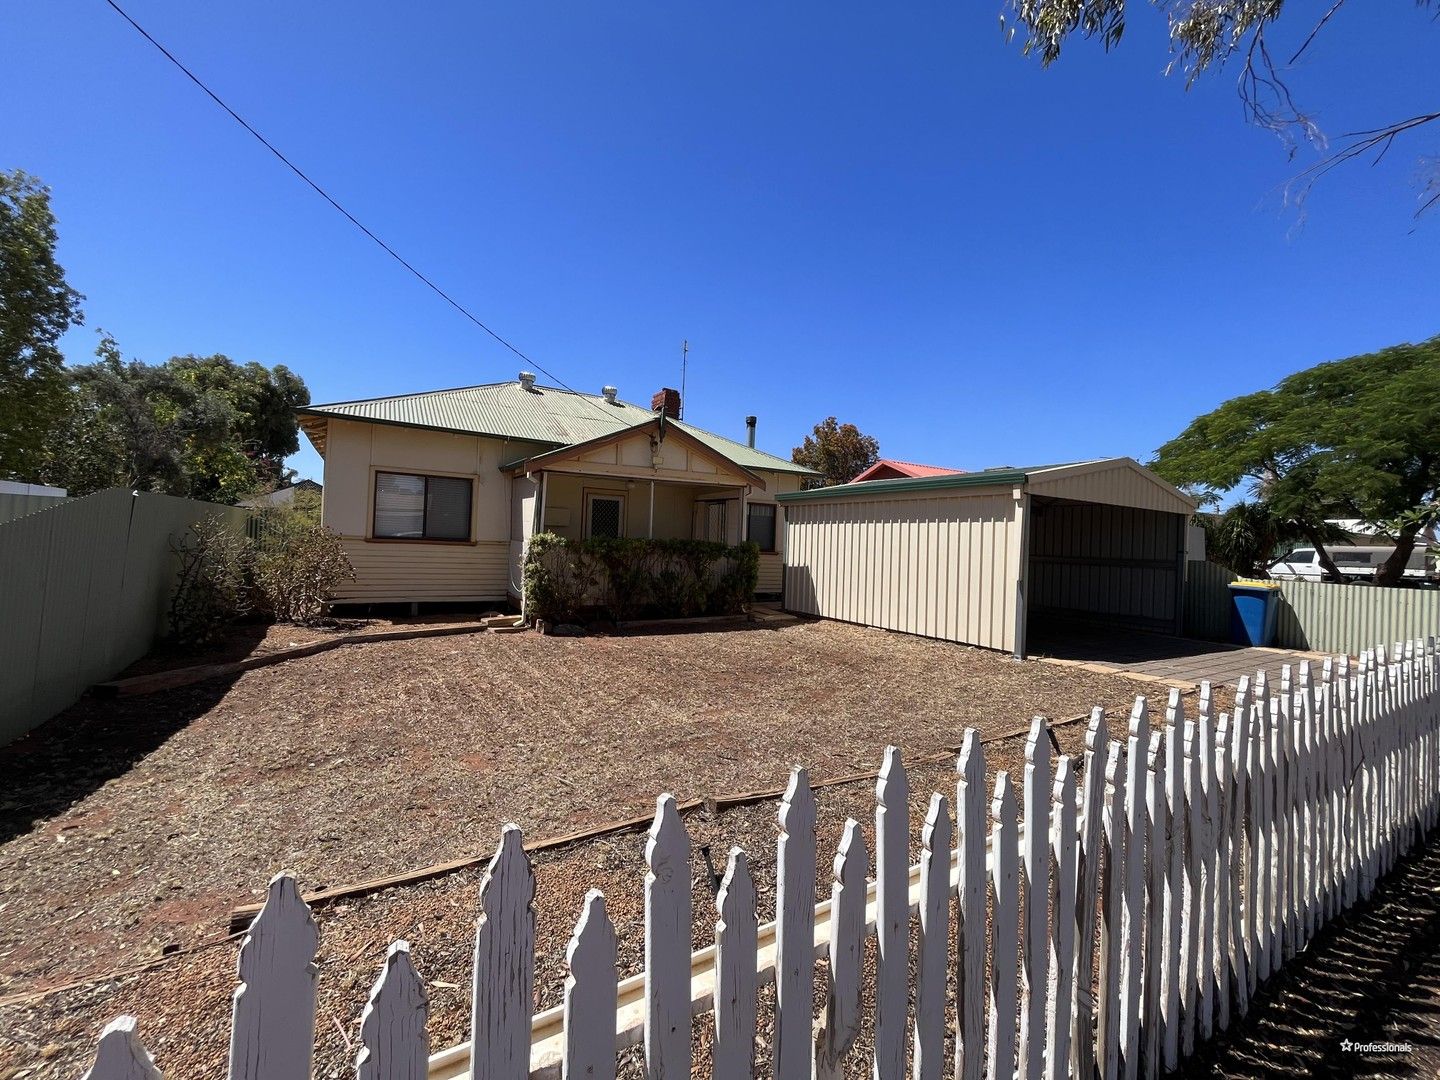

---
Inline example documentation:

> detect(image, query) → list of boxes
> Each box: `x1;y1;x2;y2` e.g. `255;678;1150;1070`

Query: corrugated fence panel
0;489;247;745
1183;560;1236;641
0;492;71;525
1275;578;1440;655
1182;559;1440;655
782;488;1019;652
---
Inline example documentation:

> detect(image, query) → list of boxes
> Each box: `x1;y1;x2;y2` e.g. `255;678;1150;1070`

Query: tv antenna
680;339;689;420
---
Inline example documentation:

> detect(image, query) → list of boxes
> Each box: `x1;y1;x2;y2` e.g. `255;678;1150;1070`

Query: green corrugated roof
298;381;818;475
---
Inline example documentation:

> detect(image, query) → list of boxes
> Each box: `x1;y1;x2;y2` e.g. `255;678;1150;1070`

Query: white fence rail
80;636;1439;1080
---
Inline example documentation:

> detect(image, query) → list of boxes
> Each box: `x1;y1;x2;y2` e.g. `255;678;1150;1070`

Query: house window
586;493;625;539
373;472;472;541
747;503;777;551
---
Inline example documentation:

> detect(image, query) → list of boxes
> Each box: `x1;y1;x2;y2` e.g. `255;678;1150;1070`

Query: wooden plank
874;747;910;1080
563;891;617;1080
1045;756;1079;1080
94;622;493;697
987;772;1021;1080
1278;665;1297;962
645;795;692;1079
713;849;758;1080
471;827;536;1080
1120;702;1147;1080
1141;730;1165;1080
230;802;704;933
956;730;989;1080
1196;695;1218;1041
1213;713;1233;1034
1230;684;1252;1019
1160;694;1184;1071
358;942;429;1080
915;792;951;1080
1072;708;1109;1080
814;819;866;1080
1095;741;1126;1080
1021;719;1052;1080
1179;717;1202;1057
773;767;816;1080
83;1017;163;1080
228;874;318;1080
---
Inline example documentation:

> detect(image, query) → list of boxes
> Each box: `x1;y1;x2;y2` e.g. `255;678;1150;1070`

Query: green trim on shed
775;469;1028;502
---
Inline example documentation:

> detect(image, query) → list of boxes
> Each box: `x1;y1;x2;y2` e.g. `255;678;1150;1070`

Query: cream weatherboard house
296;375;818;607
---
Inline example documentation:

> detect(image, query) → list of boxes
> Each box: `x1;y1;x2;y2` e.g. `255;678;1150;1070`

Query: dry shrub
251;518;355;624
169;515;253;646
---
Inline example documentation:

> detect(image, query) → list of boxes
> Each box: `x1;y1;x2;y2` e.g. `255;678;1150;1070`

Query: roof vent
602;385;619;404
518;371;537;392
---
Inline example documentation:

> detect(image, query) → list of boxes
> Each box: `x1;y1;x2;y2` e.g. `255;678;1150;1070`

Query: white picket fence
82;637;1440;1080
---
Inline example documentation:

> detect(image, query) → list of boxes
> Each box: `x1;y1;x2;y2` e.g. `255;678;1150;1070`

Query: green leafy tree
1004;1;1440;215
1153;337;1440;586
792;417;880;486
0;170;85;480
40;334;309;503
1200;500;1346;579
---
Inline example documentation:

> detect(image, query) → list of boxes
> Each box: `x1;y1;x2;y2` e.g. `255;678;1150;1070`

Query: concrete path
1028;625;1332;691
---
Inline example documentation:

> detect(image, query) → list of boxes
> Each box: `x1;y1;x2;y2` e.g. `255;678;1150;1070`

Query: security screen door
586;493;625;539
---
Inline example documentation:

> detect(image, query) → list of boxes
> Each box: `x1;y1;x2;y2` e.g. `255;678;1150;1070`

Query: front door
695;499;728;543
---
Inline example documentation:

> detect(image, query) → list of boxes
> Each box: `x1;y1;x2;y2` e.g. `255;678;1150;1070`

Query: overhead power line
102;0;626;426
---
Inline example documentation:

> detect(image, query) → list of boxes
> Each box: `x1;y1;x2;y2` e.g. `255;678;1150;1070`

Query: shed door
1026;497;1185;633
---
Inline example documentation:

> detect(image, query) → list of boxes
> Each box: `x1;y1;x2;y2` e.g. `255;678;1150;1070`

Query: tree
1200;499;1344;579
1152;336;1440;586
1003;1;1440;215
792;417;880;486
40;334;310;503
0;170;84;480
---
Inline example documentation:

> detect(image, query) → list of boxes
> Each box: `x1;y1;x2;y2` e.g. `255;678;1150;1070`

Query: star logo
1341;1039;1353;1052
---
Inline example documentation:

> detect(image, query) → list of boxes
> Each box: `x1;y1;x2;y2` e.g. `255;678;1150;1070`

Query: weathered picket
77;635;1440;1080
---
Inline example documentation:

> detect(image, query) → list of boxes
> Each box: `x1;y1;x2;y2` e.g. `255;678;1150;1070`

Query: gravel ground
0;617;1192;1079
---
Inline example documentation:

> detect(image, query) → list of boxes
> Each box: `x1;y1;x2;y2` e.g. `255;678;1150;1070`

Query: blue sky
5;1;1438;483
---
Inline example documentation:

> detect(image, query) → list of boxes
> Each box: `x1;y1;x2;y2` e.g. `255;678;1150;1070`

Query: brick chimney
651;387;681;420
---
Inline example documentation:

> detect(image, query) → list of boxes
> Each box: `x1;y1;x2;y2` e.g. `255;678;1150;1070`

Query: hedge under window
747;502;777;551
374;472;472;541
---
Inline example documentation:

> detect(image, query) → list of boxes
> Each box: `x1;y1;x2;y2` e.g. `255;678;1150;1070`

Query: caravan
1268;545;1431;584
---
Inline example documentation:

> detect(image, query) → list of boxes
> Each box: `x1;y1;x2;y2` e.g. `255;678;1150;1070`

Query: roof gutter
775;469;1030;503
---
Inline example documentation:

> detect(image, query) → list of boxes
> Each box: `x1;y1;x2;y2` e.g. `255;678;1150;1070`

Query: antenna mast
680;339;688;420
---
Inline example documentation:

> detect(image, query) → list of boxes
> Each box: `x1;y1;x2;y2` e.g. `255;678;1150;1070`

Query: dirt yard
0;617;1183;1079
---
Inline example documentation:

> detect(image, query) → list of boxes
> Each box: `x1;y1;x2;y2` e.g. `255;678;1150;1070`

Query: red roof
850;459;965;483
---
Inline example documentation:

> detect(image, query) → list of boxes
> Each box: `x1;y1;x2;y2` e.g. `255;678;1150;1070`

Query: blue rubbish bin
1229;579;1281;647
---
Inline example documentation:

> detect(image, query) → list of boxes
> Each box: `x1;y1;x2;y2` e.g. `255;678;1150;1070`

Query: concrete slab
1028;625;1334;690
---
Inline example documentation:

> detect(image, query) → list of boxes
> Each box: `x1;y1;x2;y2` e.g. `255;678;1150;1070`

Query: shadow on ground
1177;836;1440;1078
0;623;269;846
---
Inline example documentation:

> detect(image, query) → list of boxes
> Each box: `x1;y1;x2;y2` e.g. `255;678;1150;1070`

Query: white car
1267;545;1431;584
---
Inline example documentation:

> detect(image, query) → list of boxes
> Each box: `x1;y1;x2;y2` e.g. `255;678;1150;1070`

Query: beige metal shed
776;457;1198;657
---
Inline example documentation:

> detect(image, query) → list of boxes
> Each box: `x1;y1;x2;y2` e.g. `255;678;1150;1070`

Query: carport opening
1024;494;1188;653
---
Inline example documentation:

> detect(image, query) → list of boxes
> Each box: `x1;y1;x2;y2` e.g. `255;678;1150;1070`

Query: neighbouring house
239;478;322;509
849;459;963;483
295;375;819;606
778;458;1198;658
